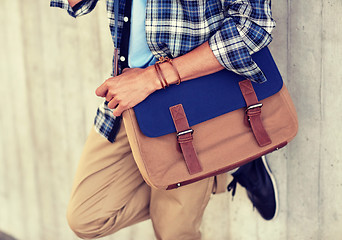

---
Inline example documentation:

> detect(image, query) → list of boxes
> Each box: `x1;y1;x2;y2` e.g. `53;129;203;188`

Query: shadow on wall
0;232;16;240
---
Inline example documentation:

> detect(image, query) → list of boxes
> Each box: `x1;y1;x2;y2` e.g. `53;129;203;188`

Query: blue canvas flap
133;47;283;137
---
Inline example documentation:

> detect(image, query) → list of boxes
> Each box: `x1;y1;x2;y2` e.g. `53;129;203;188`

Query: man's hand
95;67;160;116
95;41;224;117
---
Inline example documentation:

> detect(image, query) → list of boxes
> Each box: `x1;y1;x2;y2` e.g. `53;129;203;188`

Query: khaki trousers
67;122;227;240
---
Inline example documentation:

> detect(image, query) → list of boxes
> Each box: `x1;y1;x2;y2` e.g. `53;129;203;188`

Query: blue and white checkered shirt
50;0;276;142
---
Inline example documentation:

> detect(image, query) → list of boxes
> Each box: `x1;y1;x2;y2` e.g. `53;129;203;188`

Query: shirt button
123;17;129;22
120;56;126;62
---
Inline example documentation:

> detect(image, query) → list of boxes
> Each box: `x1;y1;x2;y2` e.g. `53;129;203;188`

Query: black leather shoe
227;156;278;220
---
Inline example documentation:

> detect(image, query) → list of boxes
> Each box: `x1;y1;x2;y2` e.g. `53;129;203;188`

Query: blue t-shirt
128;0;157;68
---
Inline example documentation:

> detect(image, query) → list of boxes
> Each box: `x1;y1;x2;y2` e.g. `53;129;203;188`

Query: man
51;0;278;239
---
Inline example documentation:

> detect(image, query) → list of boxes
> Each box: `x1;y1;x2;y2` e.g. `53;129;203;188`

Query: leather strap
170;104;202;175
239;80;272;147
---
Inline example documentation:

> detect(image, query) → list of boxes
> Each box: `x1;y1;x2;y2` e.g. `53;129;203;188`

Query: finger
107;98;119;109
95;82;109;97
112;104;126;117
105;93;114;102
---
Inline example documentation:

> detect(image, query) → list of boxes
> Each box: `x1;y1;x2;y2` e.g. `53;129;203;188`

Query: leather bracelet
154;63;166;89
155;63;169;88
157;57;182;85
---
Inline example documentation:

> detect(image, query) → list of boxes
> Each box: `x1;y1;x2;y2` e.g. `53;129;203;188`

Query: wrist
158;61;181;85
145;65;164;91
145;57;182;92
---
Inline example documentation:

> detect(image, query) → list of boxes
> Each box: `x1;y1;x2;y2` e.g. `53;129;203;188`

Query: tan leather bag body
123;83;297;190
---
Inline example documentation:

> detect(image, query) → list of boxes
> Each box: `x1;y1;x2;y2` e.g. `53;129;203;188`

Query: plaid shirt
50;0;275;142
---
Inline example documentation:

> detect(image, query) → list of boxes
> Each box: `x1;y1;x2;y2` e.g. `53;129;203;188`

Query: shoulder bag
122;47;298;190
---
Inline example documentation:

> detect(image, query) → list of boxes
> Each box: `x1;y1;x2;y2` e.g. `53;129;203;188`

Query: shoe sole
261;155;279;220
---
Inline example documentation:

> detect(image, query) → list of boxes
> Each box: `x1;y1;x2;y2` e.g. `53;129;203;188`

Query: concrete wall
0;0;341;239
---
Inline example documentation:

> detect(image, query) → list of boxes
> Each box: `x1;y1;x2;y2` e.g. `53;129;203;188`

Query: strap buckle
245;103;263;123
246;103;263;113
177;129;194;137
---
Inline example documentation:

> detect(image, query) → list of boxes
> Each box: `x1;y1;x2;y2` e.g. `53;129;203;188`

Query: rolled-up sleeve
209;0;276;83
50;0;99;18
